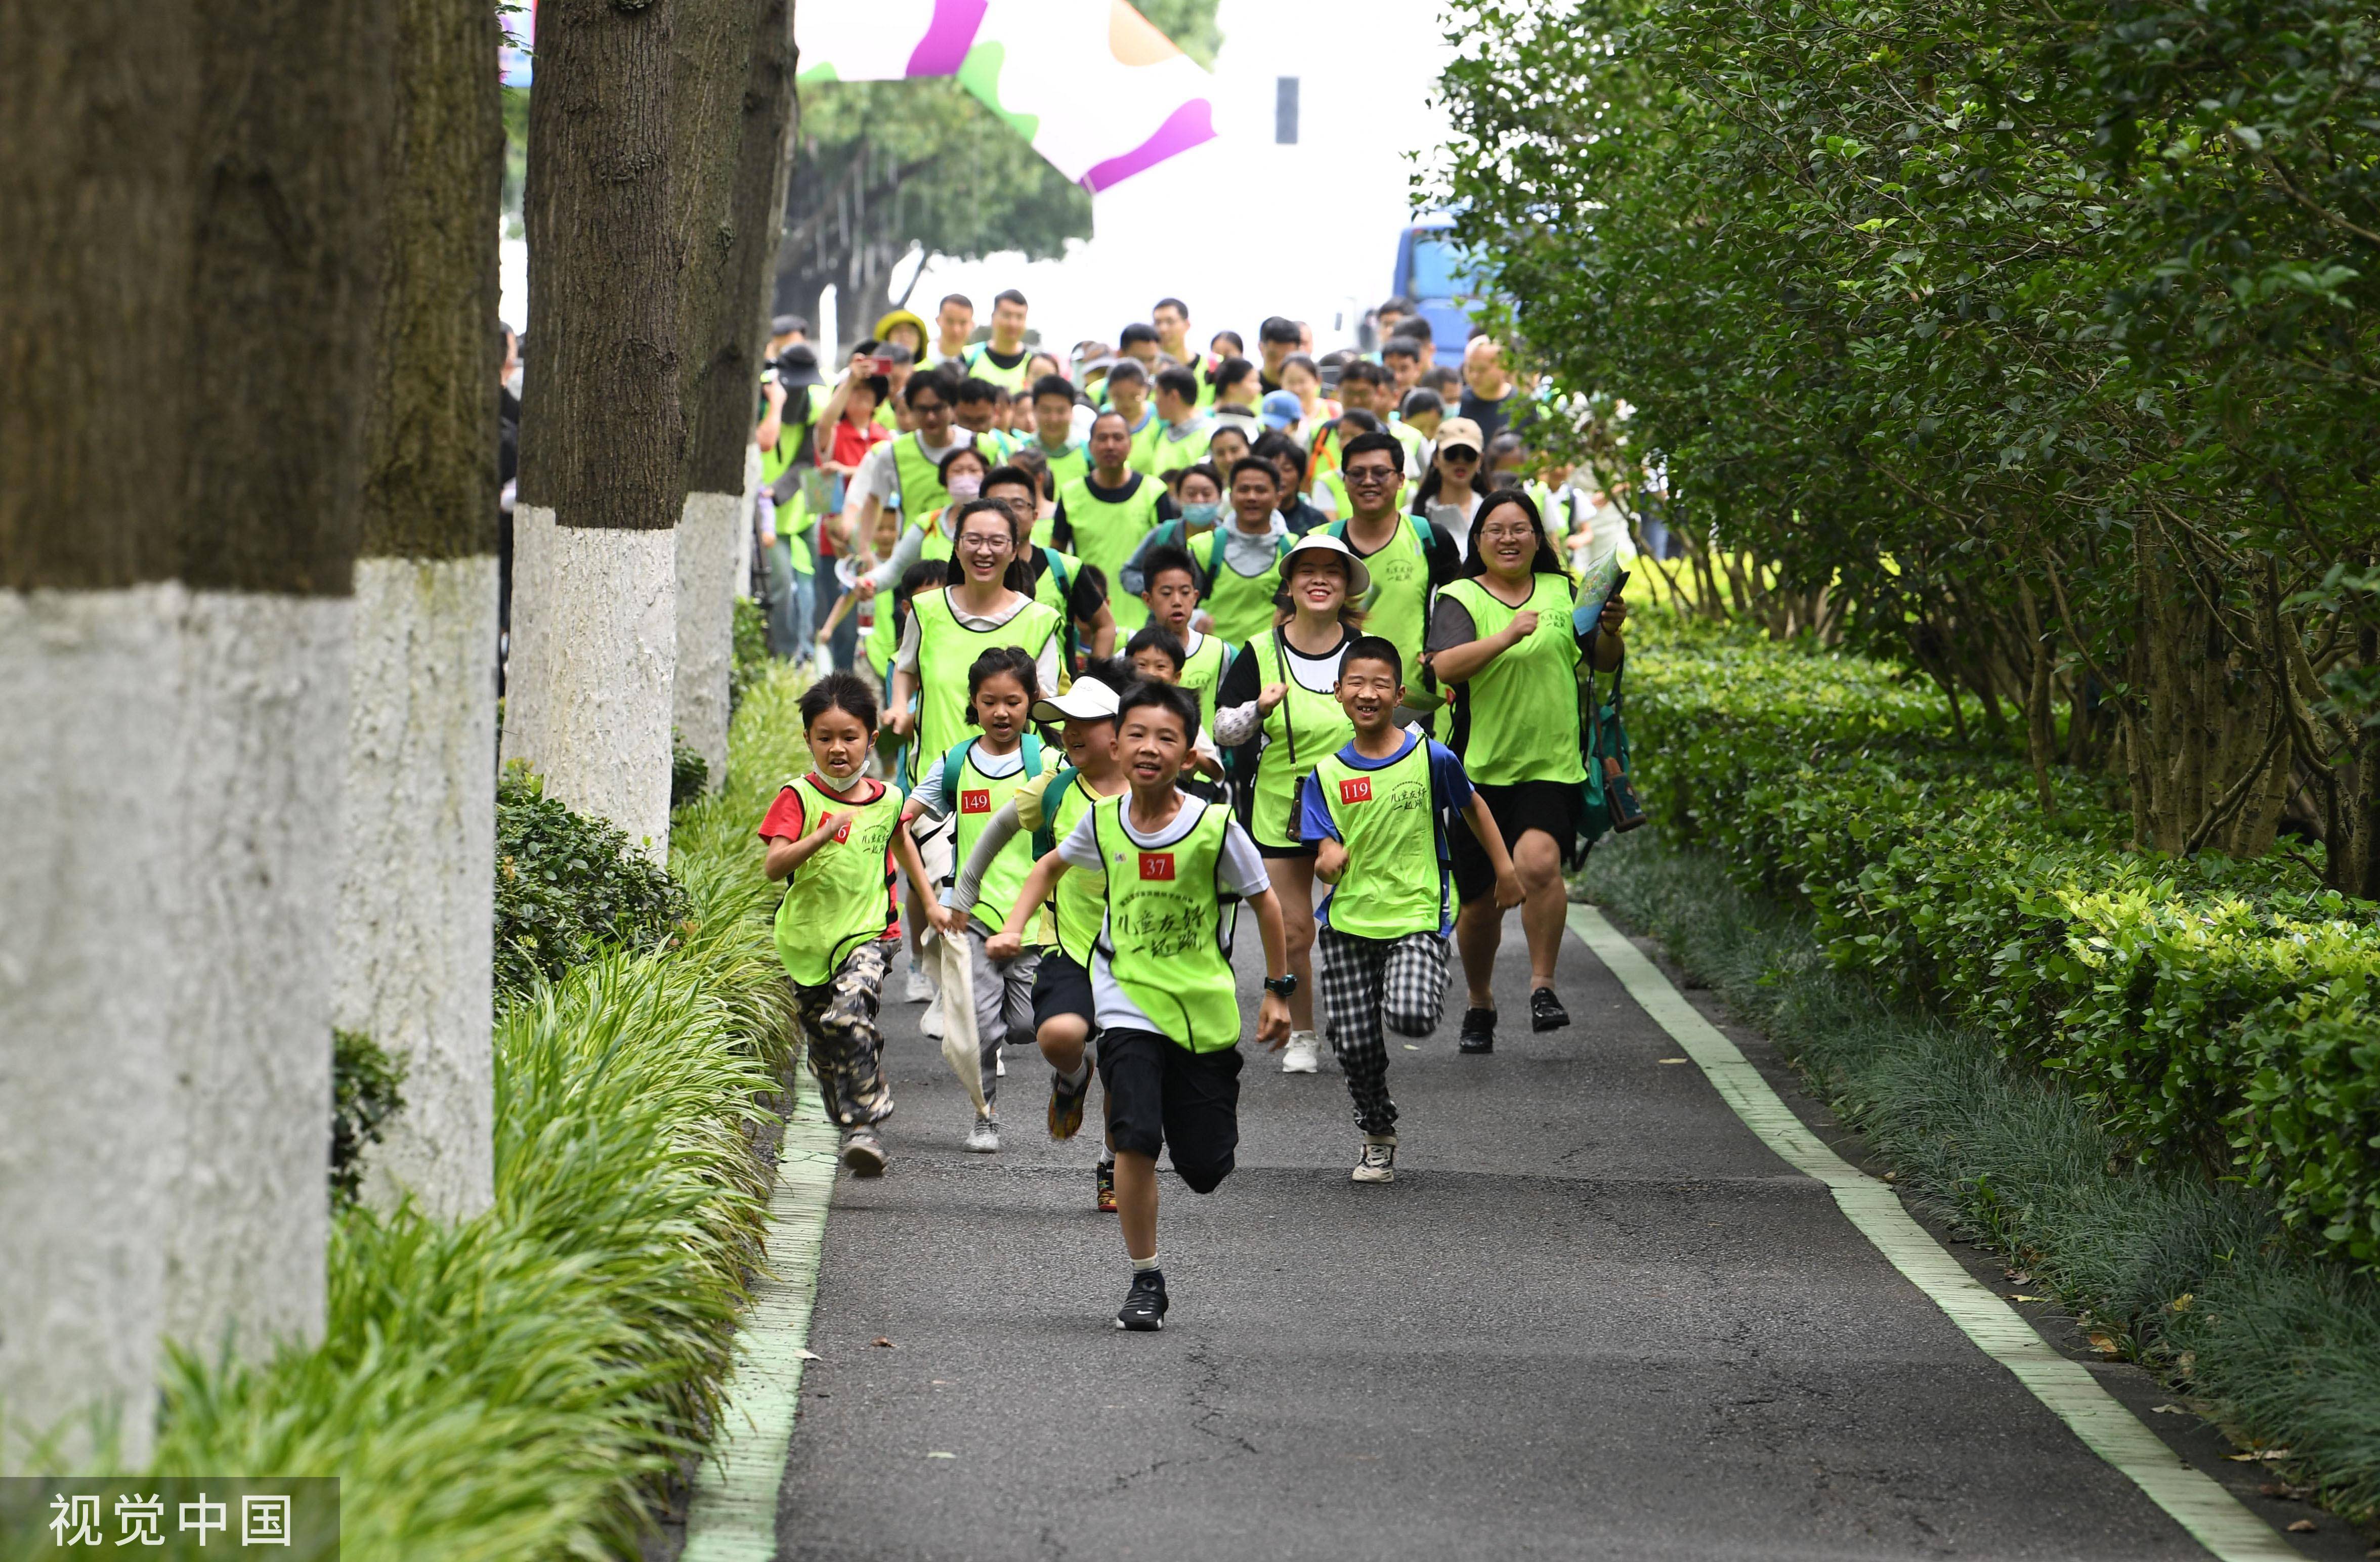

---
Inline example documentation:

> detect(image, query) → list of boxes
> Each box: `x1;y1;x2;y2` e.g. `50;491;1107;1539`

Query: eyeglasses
1344;467;1399;486
1477;525;1536;542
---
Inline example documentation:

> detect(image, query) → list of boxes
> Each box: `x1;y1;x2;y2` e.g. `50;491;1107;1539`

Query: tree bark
505;0;685;858
1;0;391;1459
668;0;775;787
337;0;504;1221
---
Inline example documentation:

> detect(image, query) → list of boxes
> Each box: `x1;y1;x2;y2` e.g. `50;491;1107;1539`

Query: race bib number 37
1137;852;1176;881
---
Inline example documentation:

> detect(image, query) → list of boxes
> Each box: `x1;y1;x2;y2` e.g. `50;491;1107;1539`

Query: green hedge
148;666;814;1558
1629;616;2380;1270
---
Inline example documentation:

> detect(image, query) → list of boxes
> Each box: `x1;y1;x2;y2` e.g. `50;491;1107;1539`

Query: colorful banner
795;0;1216;193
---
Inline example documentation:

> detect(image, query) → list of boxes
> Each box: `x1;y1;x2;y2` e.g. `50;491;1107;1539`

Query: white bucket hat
1280;532;1372;600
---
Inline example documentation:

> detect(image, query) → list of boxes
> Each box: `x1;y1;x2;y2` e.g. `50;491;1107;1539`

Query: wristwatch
1263;974;1298;998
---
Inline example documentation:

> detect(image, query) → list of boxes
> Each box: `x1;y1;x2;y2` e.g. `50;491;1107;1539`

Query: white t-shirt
891;589;1065;697
852;430;972;509
1056;794;1270;1038
906;739;1036;820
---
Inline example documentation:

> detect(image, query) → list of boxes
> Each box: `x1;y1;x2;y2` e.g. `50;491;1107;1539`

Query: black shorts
1099;1027;1242;1194
1031;950;1098;1035
1256;838;1315;860
1451;779;1582;904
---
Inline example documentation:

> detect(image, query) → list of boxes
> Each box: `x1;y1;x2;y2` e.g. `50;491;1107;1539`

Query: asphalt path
767;910;2304;1561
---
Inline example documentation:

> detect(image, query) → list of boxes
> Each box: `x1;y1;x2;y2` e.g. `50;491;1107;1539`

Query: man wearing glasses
1326;431;1463;725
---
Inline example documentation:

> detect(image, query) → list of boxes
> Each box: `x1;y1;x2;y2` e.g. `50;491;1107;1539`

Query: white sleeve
907;753;950;818
1213;700;1263;747
1214;818;1272;898
894;610;924;674
867;518;927;591
1056;809;1105;871
1036;635;1064;702
855;441;898;504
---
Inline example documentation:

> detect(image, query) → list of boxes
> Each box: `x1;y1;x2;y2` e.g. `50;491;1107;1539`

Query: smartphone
870;355;895;376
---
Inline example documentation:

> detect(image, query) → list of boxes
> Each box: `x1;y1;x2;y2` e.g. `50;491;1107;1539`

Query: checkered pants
1315;927;1449;1136
794;935;900;1130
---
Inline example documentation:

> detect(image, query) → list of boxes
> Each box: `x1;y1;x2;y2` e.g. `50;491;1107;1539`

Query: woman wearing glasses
1410;416;1490;559
1426;489;1627;1056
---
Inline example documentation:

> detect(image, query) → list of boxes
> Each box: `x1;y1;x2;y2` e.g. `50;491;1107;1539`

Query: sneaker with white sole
964;1114;999;1153
1115;1269;1168;1331
904;964;933;1004
1280;1030;1322;1074
840;1126;887;1177
1351;1137;1396;1184
921;996;945;1039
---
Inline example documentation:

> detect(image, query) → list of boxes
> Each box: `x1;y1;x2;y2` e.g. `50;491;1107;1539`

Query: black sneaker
1048;1062;1092;1141
1458;1007;1496;1054
1530;987;1571;1033
1115;1269;1168;1331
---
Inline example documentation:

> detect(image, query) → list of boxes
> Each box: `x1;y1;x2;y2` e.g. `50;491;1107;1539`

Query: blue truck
1391;217;1478;367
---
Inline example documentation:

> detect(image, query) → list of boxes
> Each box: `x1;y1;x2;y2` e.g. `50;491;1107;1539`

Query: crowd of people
752;290;1632;1332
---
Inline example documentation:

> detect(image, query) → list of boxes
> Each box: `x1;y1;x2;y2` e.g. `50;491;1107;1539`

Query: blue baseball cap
1259;389;1303;431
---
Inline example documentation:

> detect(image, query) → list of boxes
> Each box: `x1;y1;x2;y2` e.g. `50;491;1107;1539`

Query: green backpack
938;734;1053;857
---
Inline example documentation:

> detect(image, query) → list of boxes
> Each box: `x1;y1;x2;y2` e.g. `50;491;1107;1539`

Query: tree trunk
669;0;783;787
337;0;504;1221
1;0;392;1458
505;0;685;859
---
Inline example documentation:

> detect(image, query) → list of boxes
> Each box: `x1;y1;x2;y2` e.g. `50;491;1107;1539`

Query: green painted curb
1567;903;2302;1562
681;1081;840;1561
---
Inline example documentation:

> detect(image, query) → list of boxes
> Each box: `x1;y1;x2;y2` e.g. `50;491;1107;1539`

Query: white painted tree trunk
334;556;498;1221
674;490;740;789
499;505;676;859
0;585;188;1464
162;592;351;1360
735;441;761;600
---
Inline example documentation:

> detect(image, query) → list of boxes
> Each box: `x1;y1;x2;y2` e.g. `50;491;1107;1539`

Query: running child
1132;540;1231;739
987;682;1293;1330
760;674;938;1176
907;646;1060;1150
1299;636;1521;1183
1126;623;1226;791
945;661;1132;1210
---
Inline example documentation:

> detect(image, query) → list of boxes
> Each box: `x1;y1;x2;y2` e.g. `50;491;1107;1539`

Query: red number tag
833;819;854;843
960;789;992;814
1338;776;1373;805
1137;852;1176;881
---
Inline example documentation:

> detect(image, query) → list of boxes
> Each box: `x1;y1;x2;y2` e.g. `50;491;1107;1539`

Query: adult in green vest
1145;366;1214;475
1027;373;1090;516
1100;361;1165;477
1054;411;1176;634
983;463;1116;670
884;499;1066;778
1213;533;1370;1075
1326;431;1462;720
853;445;993;683
848;368;972;562
1428;490;1629;1055
1128;456;1294;648
959;287;1035;391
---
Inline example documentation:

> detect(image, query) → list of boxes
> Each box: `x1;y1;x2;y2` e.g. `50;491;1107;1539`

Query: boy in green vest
1299;637;1521;1183
987;682;1293;1330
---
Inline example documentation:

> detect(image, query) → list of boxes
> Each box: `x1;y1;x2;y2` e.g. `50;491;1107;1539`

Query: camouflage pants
795;935;899;1129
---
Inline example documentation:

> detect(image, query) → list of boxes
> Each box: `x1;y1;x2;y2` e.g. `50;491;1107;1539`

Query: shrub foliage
494;762;689;1004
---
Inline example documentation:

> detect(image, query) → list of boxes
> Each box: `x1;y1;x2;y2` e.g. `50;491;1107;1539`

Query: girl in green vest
943;664;1132;1212
1213;533;1370;1076
986;682;1294;1331
909;646;1058;1153
1428;490;1629;1054
1299;636;1521;1184
760;673;937;1178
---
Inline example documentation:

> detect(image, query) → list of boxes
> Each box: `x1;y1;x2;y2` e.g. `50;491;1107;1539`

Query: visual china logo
960;789;992;814
1137;852;1176;881
1339;776;1373;804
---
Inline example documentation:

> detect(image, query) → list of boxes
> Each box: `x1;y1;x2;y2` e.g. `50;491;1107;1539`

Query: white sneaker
921;996;945;1039
995;1051;1007;1077
1280;1030;1321;1074
904;964;933;1004
1352;1136;1396;1184
964;1114;1000;1153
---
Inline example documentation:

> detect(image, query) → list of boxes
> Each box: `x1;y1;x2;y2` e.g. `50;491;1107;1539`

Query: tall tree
503;0;686;857
1;0;392;1459
669;0;780;786
336;0;505;1220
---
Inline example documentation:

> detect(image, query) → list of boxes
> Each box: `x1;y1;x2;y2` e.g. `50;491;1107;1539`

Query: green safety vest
890;431;968;518
908;588;1065;777
1439;574;1585;787
770;774;904;987
1058;472;1166;632
940;735;1056;938
1034;439;1089;497
1312;737;1447;941
1091;793;1243;1052
961;343;1033;392
1248;627;1355;850
1202;526;1290;652
1032;547;1088;671
1328;513;1440;708
1135;416;1210;476
1035;766;1118;966
1178;628;1229;738
1122;412;1164;477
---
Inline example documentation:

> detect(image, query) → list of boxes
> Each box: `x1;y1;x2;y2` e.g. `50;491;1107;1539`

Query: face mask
947;475;983;501
1181;501;1221;527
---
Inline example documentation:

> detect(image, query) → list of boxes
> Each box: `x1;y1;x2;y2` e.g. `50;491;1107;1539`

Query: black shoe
1458;1007;1495;1054
1530;987;1571;1033
1115;1269;1168;1331
839;1126;887;1178
1048;1062;1092;1141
